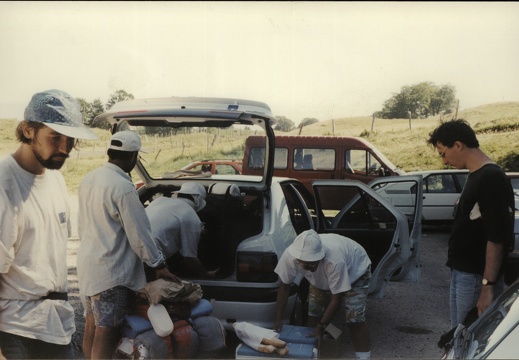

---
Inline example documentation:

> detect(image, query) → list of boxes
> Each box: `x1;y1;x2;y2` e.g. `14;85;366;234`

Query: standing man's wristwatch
482;278;496;286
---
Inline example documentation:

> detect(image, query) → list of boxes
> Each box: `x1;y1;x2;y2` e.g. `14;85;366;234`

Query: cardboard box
319;323;343;359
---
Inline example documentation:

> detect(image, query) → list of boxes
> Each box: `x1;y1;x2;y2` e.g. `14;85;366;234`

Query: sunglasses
296;259;320;270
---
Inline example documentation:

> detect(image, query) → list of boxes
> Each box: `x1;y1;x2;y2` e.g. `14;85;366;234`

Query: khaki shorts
308;267;371;323
84;286;131;327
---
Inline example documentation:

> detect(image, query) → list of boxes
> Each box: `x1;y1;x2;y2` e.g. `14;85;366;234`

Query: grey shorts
308;267;371;323
84;286;131;327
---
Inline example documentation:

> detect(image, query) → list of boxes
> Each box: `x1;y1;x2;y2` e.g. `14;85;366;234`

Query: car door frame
310;175;423;299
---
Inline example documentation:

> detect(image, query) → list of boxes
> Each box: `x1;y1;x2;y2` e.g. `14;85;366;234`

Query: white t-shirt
0;155;75;344
77;162;165;296
145;196;201;258
275;233;371;294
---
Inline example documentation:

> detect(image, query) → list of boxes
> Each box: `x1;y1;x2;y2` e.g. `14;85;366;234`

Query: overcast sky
1;1;518;124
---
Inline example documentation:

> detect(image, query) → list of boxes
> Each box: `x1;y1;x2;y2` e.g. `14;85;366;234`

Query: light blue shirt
77;162;164;296
145;196;201;258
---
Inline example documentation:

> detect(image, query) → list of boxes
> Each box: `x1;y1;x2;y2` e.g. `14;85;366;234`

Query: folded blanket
141;279;203;305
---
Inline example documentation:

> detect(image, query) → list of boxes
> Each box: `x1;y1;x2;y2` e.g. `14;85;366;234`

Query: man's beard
34;151;69;170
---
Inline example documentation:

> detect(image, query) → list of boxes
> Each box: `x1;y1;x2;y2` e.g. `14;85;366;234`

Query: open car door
311;175;423;299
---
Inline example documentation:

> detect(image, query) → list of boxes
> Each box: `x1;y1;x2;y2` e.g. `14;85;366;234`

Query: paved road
362;226;451;359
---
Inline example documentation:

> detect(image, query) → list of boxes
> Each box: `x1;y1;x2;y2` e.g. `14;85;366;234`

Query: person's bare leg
307;315;318;327
82;314;95;359
348;321;370;352
91;326;121;360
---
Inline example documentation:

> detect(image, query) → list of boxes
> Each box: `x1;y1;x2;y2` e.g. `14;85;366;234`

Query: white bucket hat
288;230;325;262
175;182;207;212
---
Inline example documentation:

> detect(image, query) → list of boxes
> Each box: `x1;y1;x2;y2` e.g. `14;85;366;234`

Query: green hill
287;101;519;172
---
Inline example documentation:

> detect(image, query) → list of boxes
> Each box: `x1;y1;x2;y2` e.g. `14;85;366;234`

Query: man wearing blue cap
273;230;372;359
0;90;97;359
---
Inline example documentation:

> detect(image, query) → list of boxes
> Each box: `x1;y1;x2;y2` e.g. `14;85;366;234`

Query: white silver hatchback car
408;169;469;223
94;97;423;330
442;278;519;359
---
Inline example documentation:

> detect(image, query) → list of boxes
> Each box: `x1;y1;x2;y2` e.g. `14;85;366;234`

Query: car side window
281;183;313;234
311;183;396;230
425;175;456;193
215;164;237;175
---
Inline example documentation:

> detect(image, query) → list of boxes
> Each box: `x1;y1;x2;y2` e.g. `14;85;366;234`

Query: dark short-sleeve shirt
447;164;514;275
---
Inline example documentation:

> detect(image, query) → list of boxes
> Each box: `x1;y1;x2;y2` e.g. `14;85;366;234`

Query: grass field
1;101;518;194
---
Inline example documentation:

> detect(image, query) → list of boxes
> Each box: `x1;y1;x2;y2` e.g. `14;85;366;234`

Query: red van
243;135;405;191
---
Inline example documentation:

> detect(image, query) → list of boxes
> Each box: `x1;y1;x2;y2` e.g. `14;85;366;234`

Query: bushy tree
106;90;135;110
275;116;295;132
379;82;456;119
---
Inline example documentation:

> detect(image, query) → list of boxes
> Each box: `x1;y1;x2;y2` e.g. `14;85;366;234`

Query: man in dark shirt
427;119;514;327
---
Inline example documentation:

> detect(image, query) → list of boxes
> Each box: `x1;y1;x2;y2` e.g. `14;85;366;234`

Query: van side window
350;150;367;175
349;150;384;176
247;146;287;170
367;153;383;176
293;148;335;171
274;147;288;170
248;147;265;169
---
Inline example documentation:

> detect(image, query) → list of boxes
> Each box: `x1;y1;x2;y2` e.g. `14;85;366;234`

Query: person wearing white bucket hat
0;90;97;359
77;131;180;359
145;182;220;279
274;230;373;359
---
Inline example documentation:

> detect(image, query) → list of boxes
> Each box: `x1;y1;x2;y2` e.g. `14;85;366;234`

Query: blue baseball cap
24;89;98;140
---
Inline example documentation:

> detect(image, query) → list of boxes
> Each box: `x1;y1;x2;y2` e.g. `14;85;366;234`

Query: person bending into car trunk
77;131;180;360
427;119;514;328
144;182;220;280
273;230;372;360
0;90;98;359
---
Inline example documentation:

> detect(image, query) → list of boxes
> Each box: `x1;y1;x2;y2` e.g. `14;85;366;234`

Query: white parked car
94;97;423;330
441;278;519;359
407;169;469;223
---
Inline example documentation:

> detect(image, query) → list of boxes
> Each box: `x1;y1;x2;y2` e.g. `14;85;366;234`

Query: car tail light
237;251;278;283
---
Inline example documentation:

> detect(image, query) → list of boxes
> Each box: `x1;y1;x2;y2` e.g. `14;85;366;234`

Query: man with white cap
145;182;220;279
273;230;372;359
77;130;180;359
0;89;97;359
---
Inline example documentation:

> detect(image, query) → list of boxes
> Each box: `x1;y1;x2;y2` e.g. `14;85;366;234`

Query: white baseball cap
24;89;98;140
288;230;325;262
108;131;143;152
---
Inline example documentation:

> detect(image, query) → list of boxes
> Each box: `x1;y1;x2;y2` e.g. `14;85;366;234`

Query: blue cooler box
278;325;318;347
235;342;317;359
235;325;318;359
